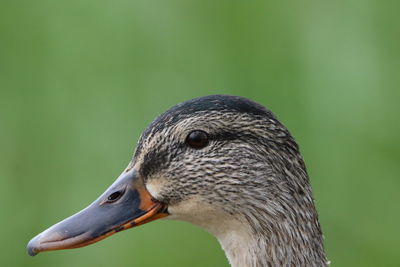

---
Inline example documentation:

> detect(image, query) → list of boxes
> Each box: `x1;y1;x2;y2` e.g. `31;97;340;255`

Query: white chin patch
167;196;224;231
145;179;165;200
145;178;238;237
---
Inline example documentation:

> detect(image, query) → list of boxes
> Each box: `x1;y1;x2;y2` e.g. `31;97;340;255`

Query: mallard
27;95;328;266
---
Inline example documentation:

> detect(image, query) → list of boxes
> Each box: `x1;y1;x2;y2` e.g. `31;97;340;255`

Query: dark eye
106;190;124;203
185;130;209;149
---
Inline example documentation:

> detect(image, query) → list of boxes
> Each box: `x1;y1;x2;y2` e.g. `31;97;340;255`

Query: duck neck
213;215;328;267
214;218;259;267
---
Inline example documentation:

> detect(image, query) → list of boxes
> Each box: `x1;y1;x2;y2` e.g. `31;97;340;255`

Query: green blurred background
1;1;399;266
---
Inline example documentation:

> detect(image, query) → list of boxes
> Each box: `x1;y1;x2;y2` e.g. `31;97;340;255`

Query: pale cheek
167;197;231;235
145;178;168;200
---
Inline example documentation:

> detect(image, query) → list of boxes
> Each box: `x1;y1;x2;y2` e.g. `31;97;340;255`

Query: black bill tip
27;236;39;256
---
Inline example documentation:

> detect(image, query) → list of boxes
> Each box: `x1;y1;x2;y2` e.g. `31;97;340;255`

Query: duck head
27;95;326;266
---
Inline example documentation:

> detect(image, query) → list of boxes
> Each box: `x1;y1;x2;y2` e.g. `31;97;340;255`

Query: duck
27;95;328;266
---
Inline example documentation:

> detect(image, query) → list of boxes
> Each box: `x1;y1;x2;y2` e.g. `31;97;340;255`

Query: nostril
106;190;124;203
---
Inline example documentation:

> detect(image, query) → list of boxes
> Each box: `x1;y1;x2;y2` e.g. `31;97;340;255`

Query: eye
185;130;209;149
106;189;124;203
